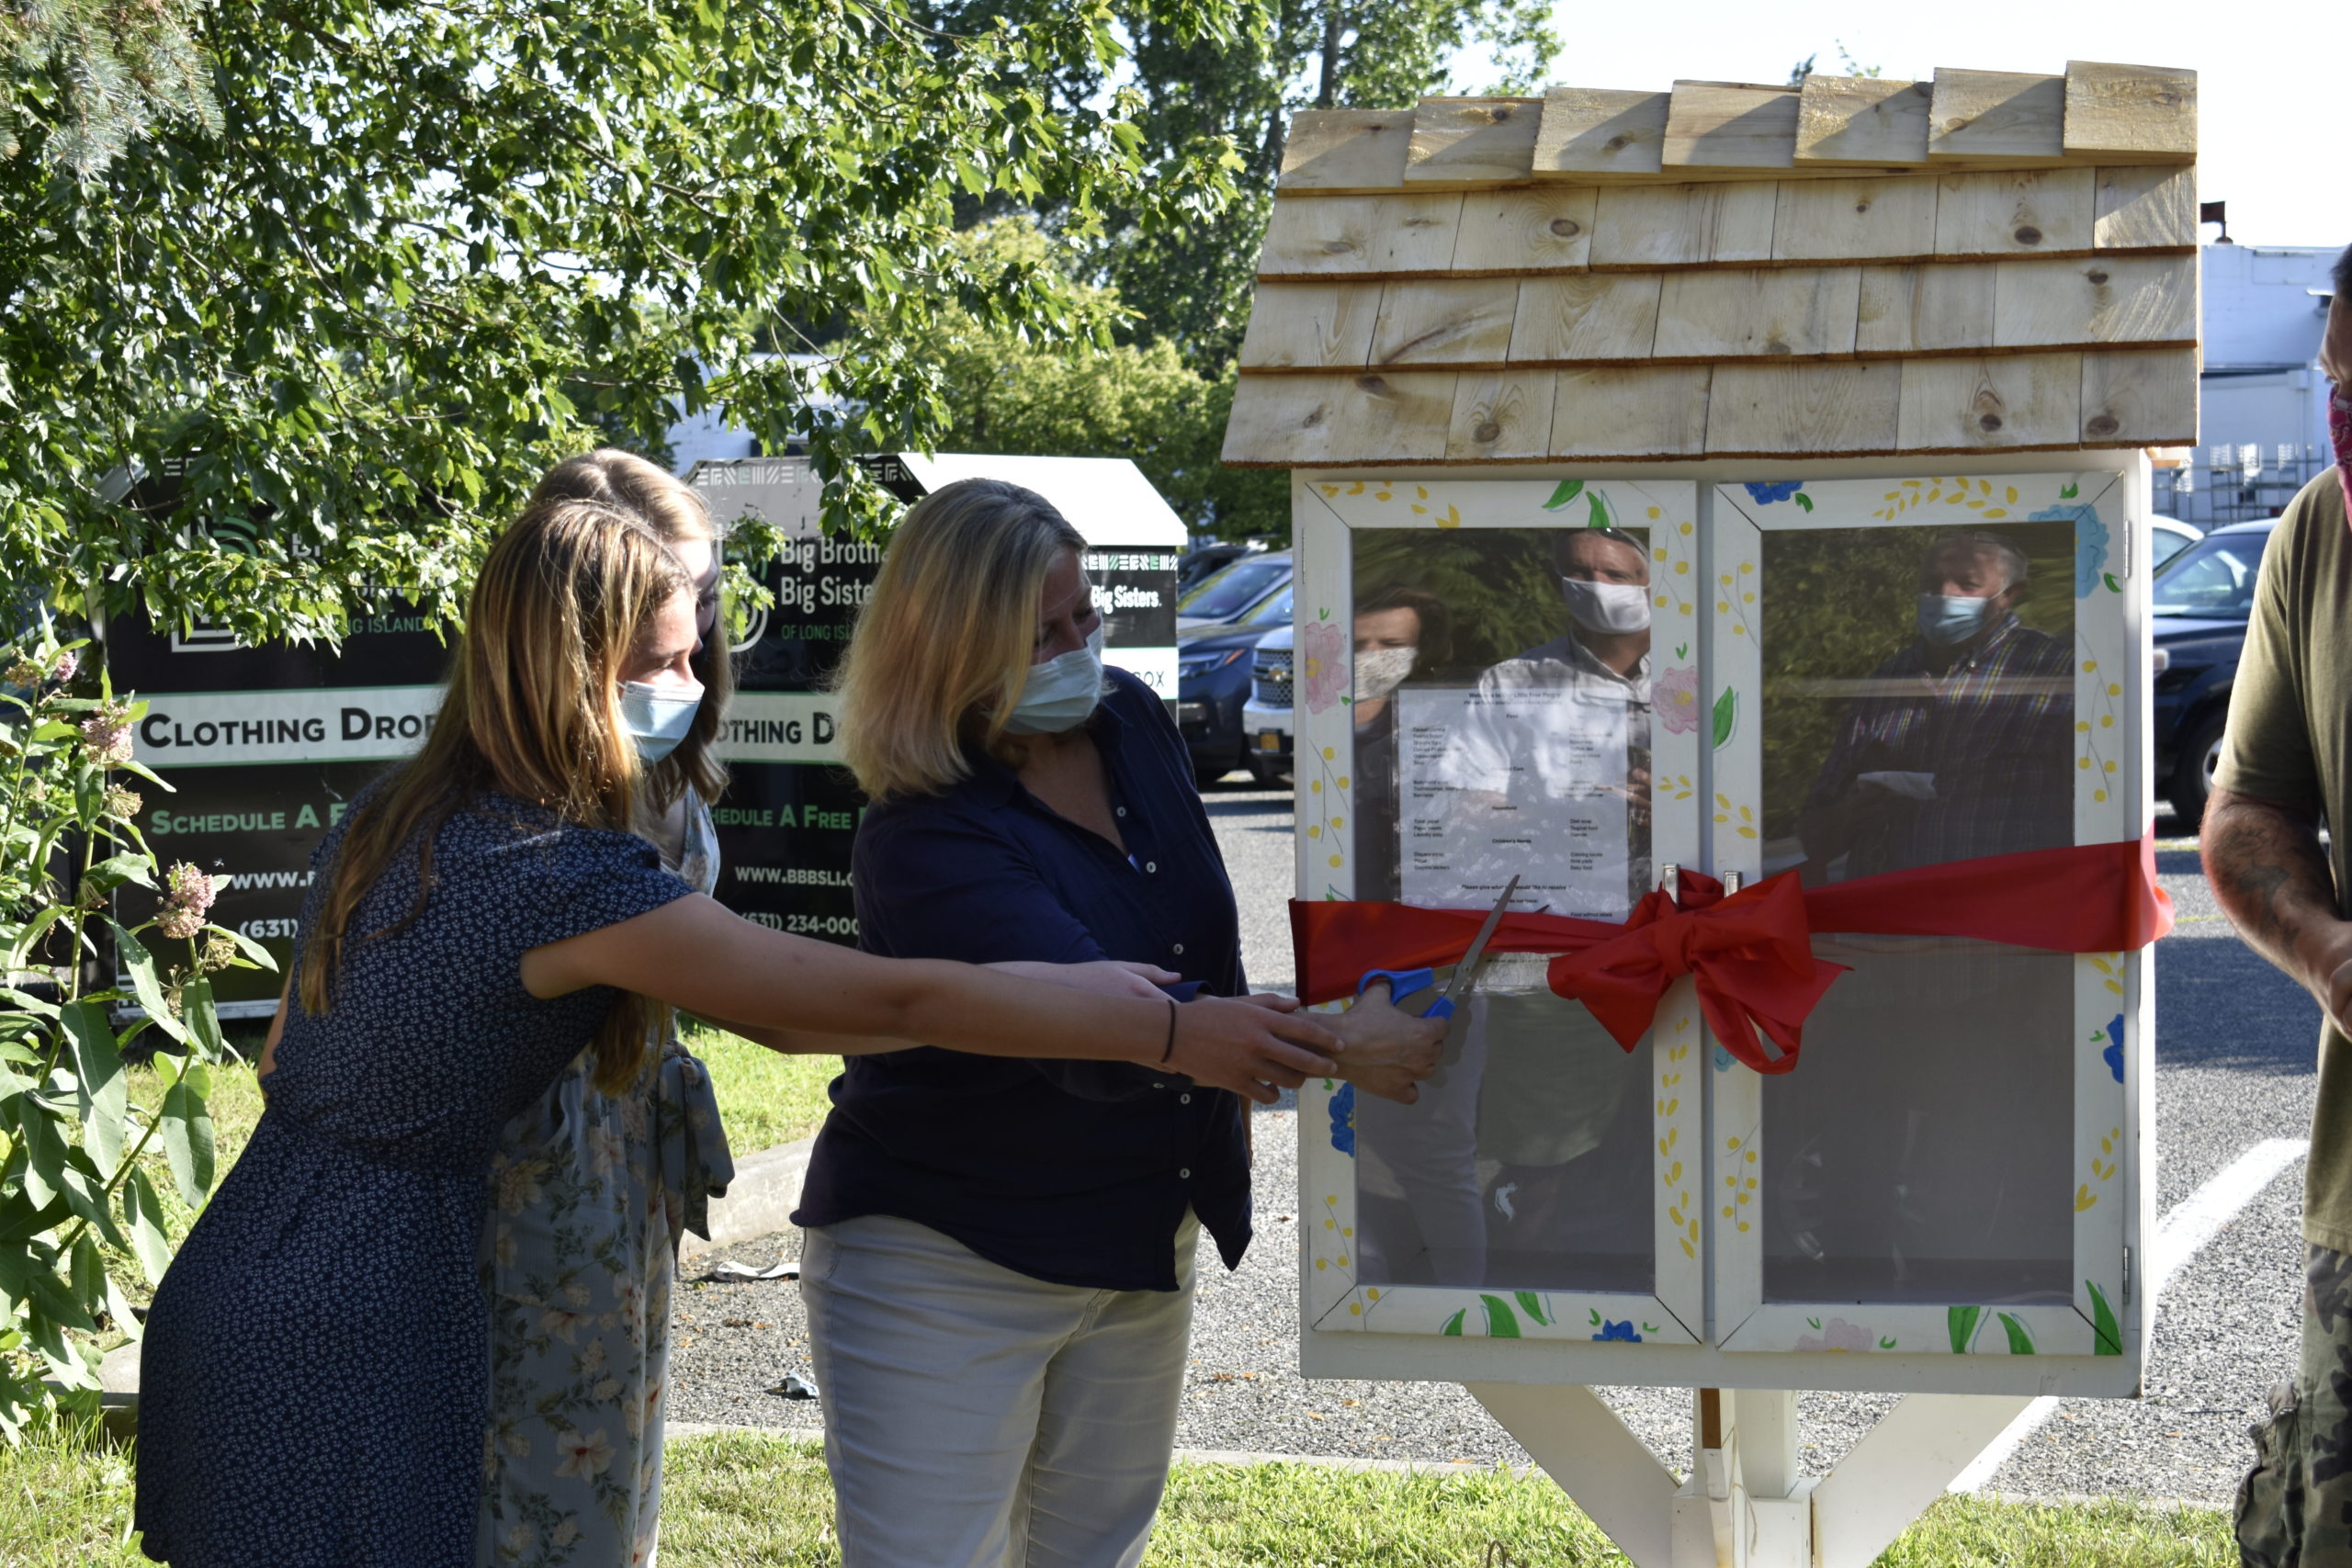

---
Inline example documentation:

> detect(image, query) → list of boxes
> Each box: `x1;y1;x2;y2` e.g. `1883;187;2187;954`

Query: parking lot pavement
669;805;2323;1507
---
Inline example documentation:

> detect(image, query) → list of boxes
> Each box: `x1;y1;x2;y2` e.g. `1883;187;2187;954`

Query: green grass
0;1424;2240;1567
684;1027;839;1153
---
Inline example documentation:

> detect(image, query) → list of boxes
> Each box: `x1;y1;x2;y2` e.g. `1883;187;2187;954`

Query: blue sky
1441;1;2342;252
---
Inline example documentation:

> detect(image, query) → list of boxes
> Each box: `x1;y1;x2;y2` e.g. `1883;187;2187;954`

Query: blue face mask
620;679;703;762
1004;626;1106;736
1915;593;1995;649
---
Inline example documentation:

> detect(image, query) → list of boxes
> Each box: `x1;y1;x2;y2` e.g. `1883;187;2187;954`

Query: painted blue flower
2032;502;2109;597
1743;481;1804;504
1329;1082;1356;1156
2103;1012;2126;1085
1712;1044;1734;1073
1593;1319;1643;1343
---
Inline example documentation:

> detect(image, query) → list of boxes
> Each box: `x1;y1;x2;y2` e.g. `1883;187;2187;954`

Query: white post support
1466;1382;1681;1568
1807;1393;2039;1568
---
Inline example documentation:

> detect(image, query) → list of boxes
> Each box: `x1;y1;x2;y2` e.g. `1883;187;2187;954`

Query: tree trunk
1316;4;1341;108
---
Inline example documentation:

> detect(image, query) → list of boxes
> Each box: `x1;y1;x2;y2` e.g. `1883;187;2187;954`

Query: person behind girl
133;500;1340;1568
476;450;734;1568
797;479;1445;1566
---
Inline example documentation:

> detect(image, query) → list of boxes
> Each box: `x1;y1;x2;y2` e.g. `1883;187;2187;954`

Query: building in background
2157;243;2338;526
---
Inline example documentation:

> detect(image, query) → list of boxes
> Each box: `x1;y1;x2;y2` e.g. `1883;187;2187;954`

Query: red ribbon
1291;837;2173;1076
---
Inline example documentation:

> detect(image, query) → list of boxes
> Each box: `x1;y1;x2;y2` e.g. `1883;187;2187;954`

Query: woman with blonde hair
797;477;1442;1566
476;449;736;1568
132;499;1339;1568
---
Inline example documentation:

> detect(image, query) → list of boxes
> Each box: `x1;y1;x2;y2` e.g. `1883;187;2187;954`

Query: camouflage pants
2238;1247;2352;1566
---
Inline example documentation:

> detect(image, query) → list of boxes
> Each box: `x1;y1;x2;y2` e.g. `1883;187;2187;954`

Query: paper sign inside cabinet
1292;467;2152;1398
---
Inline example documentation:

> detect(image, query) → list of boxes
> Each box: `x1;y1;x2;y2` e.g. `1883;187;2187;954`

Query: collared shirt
793;668;1249;1292
1803;614;2074;877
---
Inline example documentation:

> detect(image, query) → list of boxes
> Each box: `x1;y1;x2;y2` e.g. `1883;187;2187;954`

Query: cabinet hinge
2122;1244;2133;1304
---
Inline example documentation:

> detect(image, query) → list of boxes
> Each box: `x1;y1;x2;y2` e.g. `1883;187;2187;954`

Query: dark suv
1175;581;1292;786
2153;520;2274;826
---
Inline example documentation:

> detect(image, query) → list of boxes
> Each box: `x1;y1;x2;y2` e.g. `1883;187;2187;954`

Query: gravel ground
669;799;2321;1509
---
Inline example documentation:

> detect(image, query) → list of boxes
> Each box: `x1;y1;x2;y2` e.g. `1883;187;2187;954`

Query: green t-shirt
2212;470;2352;1251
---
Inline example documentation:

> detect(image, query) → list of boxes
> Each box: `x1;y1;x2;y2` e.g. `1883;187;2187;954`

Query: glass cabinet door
1706;473;2141;1360
1293;476;1706;1348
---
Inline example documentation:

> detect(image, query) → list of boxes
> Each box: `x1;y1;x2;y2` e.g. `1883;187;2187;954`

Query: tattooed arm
2203;784;2352;1032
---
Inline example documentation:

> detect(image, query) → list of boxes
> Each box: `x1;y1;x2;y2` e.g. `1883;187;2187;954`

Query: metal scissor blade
1439;874;1521;1051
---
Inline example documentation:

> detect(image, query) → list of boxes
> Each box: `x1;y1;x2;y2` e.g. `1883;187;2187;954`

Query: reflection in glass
1347;525;1656;1295
1759;521;2080;1307
1761;938;2074;1305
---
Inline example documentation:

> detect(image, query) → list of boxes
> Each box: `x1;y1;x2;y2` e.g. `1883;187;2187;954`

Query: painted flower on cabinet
1592;1319;1642;1343
2034;501;2111;596
1656;665;1702;735
1301;618;1347;715
1742;480;1805;505
1328;1082;1357;1156
1795;1317;1876;1353
2103;1012;2127;1085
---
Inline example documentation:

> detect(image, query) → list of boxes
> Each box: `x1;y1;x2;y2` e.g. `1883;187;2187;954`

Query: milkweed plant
0;615;271;1437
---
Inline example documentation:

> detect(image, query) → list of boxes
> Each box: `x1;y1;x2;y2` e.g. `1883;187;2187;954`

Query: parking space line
1949;1137;2311;1494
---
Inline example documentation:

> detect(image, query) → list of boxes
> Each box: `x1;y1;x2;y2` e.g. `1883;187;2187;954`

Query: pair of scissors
1354;874;1521;1052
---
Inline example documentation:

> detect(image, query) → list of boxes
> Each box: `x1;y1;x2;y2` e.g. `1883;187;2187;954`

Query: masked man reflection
1798;530;2073;883
1358;528;1657;1292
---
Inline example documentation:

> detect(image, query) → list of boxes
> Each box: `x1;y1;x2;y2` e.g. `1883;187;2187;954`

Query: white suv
1238;622;1293;785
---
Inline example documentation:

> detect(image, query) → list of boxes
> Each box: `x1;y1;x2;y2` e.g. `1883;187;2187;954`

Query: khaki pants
2239;1246;2352;1566
800;1213;1198;1568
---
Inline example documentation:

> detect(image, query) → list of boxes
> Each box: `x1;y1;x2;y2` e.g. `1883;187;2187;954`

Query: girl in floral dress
476;452;735;1568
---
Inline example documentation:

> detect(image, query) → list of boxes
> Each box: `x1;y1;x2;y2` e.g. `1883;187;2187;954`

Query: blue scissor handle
1354;967;1455;1020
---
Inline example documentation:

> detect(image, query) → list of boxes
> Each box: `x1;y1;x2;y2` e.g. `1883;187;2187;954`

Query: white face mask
1915;593;1996;648
1560;575;1652;634
1004;625;1107;735
619;678;704;763
1353;645;1417;705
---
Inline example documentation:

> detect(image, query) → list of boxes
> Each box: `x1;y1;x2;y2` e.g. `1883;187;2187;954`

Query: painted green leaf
1712;685;1736;750
1543;479;1585;512
2087;1280;2122;1356
1479;1294;1523;1338
1642;1322;1660;1335
1949;1304;1983;1354
1587;490;1618;530
1673;643;1690;660
1441;1308;1466;1337
1998;1313;2036;1355
2062;482;2080;499
2103;571;2121;593
1792;492;1815;513
1589;1308;1602;1326
1878;1337;1898;1349
1514;1291;1550;1326
1806;1316;1822;1329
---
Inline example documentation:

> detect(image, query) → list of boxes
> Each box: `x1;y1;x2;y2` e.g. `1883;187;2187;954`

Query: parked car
1177;541;1258;592
2152;519;2275;826
1239;622;1293;785
1176;581;1292;786
1176;550;1291;630
2150;515;2200;572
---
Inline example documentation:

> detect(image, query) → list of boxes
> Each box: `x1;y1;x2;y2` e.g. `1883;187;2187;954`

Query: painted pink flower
1300;618;1346;715
1794;1317;1875;1353
1655;665;1702;736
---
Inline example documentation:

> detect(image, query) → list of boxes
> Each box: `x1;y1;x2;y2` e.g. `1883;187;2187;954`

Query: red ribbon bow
1545;870;1843;1074
1291;837;2173;1075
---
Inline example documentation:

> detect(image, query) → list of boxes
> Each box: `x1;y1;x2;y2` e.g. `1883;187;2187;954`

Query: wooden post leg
1808;1393;2040;1568
1466;1382;1682;1568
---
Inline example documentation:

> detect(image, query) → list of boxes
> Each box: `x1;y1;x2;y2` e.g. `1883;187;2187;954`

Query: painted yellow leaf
2075;1186;2097;1211
1306;824;1322;839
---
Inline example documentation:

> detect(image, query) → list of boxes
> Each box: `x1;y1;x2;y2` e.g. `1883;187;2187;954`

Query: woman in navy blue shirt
800;478;1441;1565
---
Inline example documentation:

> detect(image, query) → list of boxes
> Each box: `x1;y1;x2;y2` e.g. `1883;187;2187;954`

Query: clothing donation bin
1222;59;2196;1568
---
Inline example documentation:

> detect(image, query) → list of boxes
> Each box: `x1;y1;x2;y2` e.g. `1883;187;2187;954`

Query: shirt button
1152;1082;1166;1090
1179;1168;1192;1179
1180;1093;1192;1104
1116;807;1127;817
1172;942;1185;955
1146;862;1158;874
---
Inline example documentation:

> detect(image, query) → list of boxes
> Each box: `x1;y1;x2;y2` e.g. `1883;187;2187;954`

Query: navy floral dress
135;792;692;1568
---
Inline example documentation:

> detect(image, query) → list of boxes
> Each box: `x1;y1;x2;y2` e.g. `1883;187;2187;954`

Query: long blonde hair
834;479;1086;800
529;448;732;813
299;500;694;1091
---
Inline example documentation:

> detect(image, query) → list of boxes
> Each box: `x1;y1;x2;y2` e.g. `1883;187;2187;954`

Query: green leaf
2103;571;2121;593
123;1169;173;1287
1542;479;1585;512
60;1000;127;1178
221;925;280;973
1478;1294;1522;1337
1711;686;1737;750
15;1100;63;1209
2086;1280;2122;1356
1792;492;1815;513
184;976;227;1062
162;1076;217;1208
1997;1312;2036;1356
1948;1304;1983;1355
1440;1308;1465;1337
1513;1291;1550;1326
81;852;154;894
1586;490;1617;530
107;919;187;1043
2061;482;2080;499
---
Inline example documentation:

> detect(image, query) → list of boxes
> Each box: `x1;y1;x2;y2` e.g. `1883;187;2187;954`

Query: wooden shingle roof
1222;62;2199;468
